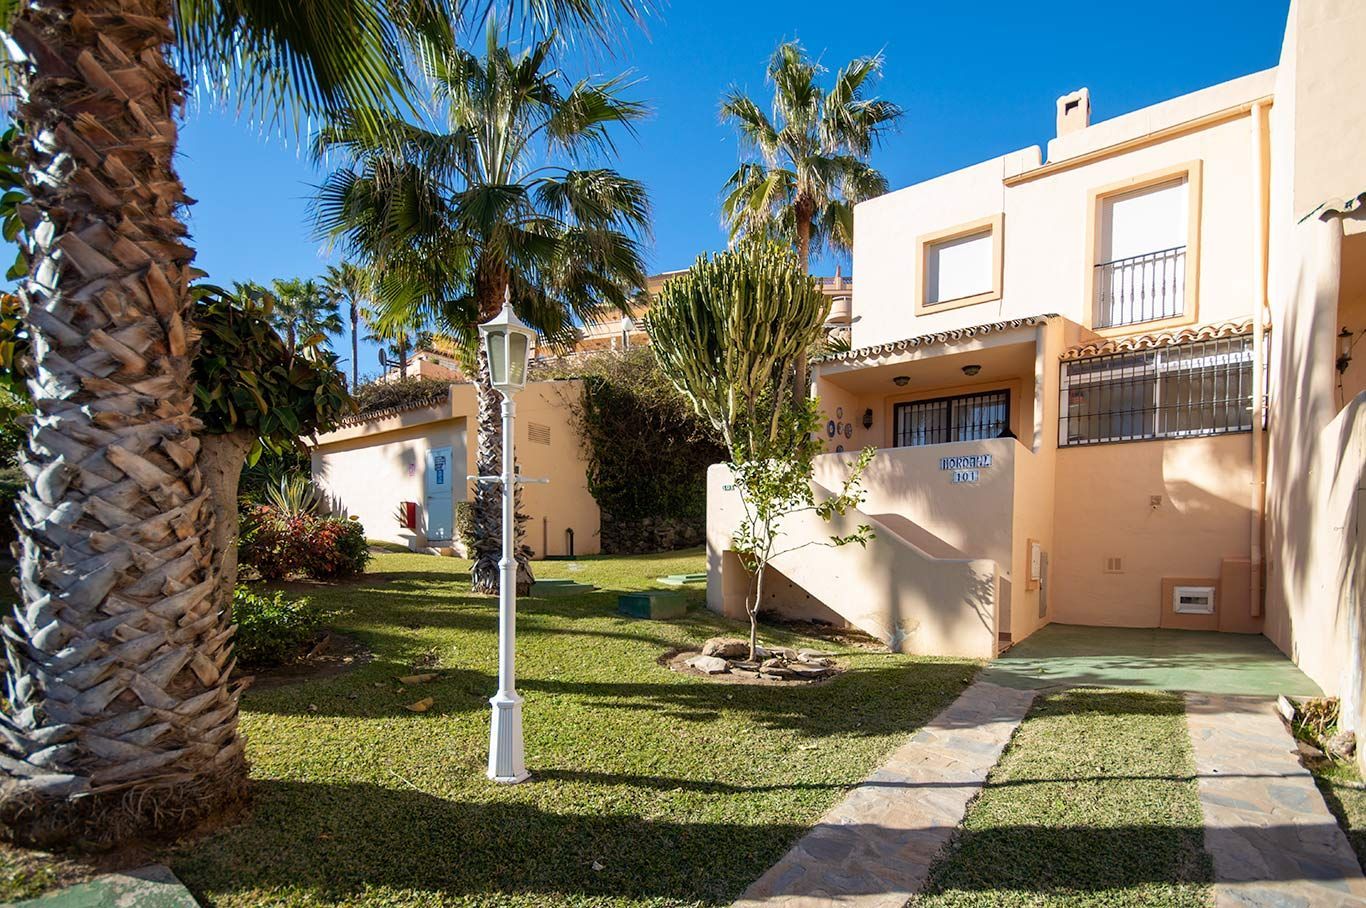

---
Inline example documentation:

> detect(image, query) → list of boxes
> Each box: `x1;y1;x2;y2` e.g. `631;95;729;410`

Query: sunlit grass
156;549;977;906
914;688;1212;907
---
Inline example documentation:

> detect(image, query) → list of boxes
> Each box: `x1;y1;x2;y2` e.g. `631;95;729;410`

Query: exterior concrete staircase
707;464;1003;659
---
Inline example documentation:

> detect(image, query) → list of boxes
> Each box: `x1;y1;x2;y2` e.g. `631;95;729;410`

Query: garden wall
600;511;705;555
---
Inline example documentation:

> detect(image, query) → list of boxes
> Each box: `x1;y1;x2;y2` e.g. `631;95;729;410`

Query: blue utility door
425;446;454;542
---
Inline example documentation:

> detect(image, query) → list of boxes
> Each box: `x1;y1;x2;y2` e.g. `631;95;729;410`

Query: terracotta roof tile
814;314;1059;365
1060;318;1254;360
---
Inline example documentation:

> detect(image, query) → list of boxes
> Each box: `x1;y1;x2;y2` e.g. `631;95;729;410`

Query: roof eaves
1060;318;1255;360
813;314;1060;365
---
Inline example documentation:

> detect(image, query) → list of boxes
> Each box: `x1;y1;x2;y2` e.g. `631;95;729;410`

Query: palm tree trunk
0;0;246;848
350;301;359;390
469;272;533;596
469;349;535;595
793;200;815;407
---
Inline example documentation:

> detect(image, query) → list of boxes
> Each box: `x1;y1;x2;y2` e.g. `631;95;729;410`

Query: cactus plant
646;243;830;459
647;243;872;660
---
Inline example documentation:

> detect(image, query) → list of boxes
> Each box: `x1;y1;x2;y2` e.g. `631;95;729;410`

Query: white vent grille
1173;585;1215;615
528;422;551;445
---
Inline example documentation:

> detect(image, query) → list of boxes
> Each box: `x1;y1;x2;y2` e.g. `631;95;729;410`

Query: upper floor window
895;389;1011;447
915;214;1003;315
1089;162;1200;330
1059;335;1253;446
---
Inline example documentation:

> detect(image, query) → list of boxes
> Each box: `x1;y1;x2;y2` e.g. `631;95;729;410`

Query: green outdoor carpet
981;623;1321;696
12;866;198;908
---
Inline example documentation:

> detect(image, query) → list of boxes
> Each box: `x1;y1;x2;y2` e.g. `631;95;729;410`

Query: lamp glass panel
487;330;508;386
508;333;529;388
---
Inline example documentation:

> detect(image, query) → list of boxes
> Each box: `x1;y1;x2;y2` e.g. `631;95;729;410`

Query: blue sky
176;0;1290;380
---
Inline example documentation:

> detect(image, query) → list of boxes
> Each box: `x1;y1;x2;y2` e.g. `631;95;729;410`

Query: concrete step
657;573;708;586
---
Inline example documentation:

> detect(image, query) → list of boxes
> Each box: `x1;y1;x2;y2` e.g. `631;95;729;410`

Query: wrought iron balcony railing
1093;245;1186;329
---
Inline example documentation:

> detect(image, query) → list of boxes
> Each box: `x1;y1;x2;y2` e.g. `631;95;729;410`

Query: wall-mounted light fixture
862;408;873;430
1338;327;1354;374
893;375;910;387
962;364;982;377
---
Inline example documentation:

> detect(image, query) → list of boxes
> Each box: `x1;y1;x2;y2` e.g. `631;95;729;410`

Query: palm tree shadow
172;779;809;906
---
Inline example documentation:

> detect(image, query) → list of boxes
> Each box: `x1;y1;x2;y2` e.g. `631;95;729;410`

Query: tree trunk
748;561;766;662
469;268;533;596
398;336;408;380
470;341;536;595
199;430;255;619
0;1;248;849
349;301;359;391
793;198;816;408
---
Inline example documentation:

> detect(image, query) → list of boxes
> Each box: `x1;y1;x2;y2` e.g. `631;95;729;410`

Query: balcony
1093;245;1186;329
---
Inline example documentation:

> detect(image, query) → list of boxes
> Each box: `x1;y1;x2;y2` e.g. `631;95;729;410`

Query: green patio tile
11;865;198;908
981;624;1322;697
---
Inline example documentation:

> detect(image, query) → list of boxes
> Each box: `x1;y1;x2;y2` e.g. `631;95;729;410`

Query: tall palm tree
720;41;901;397
0;0;645;850
267;277;344;358
316;24;650;595
323;261;371;389
359;304;413;380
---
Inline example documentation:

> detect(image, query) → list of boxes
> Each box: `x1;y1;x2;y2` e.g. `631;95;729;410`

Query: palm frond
720;40;900;262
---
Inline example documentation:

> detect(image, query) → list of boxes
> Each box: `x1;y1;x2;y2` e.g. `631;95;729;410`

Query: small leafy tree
648;243;874;659
191;285;354;616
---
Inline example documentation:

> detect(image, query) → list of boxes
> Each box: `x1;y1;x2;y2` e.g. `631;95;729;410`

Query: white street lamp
620;314;635;350
478;290;538;784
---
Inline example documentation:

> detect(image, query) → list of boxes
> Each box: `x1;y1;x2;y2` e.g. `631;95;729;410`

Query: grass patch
914;688;1212;907
365;539;413;554
9;549;970;907
1310;759;1366;873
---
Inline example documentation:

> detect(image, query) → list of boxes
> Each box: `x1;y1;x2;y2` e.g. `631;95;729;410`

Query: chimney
1056;88;1090;138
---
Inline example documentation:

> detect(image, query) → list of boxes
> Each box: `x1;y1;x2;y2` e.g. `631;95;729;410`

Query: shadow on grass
173;779;807;906
241;658;977;738
172;779;1345;906
1311;771;1366;874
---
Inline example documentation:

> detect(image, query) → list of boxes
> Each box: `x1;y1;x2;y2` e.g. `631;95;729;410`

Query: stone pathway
1186;693;1366;907
732;680;1035;908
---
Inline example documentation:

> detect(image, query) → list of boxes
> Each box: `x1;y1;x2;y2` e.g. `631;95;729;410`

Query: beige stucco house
708;0;1366;728
326;270;854;557
312;380;600;558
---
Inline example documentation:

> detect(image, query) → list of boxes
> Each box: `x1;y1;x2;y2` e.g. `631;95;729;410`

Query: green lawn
913;688;1213;907
8;549;976;906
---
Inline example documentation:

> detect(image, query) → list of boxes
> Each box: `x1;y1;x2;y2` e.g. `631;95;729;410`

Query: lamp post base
487;691;529;784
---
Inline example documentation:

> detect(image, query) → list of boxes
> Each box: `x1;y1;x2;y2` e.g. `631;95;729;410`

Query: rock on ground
686;654;731;675
701;637;750;660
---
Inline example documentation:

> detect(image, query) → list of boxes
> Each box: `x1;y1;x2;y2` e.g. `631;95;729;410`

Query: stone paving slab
9;864;199;907
732;680;1035;908
1186;693;1366;907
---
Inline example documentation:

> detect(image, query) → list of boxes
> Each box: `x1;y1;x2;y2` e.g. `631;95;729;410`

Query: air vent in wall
528;422;551;445
1173;585;1215;615
1103;556;1124;573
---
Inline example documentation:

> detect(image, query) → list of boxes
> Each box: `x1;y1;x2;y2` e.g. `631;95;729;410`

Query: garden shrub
232;587;326;666
454;501;476;554
240;505;370;580
534;347;725;523
353;377;452;417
